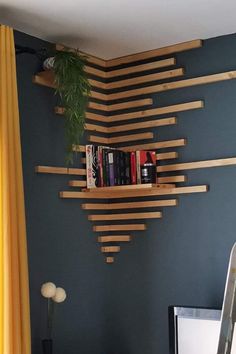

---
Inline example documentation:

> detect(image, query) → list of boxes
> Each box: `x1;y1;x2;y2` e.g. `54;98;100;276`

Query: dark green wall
15;29;236;354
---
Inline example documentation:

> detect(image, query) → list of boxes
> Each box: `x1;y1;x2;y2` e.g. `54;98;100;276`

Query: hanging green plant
52;49;91;165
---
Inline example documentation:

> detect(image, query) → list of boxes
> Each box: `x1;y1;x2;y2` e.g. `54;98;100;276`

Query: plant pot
42;339;53;354
43;57;55;71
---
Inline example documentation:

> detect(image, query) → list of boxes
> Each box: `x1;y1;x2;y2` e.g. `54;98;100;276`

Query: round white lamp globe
52;287;67;303
41;282;57;298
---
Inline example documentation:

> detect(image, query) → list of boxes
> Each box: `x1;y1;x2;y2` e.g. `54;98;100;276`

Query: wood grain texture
89;132;154;144
122;138;186;151
157;176;186;183
108;101;203;123
82;199;178;210
35;166;86;175
107;117;176;133
93;224;146;232
89;211;162;221
156;152;178;160
106;58;176;78
106;40;202;67
98;235;131;242
106;68;184;89
101;246;120;253
157;157;236;172
105;71;236;100
60;185;208;199
106;98;153;111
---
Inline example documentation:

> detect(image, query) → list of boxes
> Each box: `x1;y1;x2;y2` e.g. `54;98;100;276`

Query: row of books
86;145;157;188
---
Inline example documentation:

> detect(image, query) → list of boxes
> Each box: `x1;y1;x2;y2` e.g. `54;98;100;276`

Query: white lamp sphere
41;282;57;298
52;287;67;303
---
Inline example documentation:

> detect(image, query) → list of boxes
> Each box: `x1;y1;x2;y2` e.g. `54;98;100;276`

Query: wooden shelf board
83;183;174;193
157;157;236;172
60;185;208;199
69;180;87;187
106;98;153;112
82;199;178;210
122;138;187;152
106;256;115;263
106;71;236;101
35;166;86;176
101;246;120;253
107;117;176;134
89;132;154;144
89;211;162;221
106;58;176;78
157;175;186;183
106;68;184;90
98;235;131;243
93;224;146;232
108;100;203;123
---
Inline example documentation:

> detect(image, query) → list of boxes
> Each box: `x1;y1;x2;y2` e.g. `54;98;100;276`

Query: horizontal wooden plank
157;156;236;172
89;211;162;221
157;176;186;183
107;117;176;134
122;138;186;152
89;132;154;144
84;184;174;193
55;108;109;123
82;199;177;210
156;152;178;160
108;100;203;123
85;123;109;133
93;224;147;232
106;40;202;67
73;145;86;153
84;65;106;78
107;98;153;111
69;180;87;187
106;68;184;89
98;235;131;243
101;246;120;253
106;71;236;101
60;185;208;199
56;44;107;68
106;58;176;78
106;256;115;263
35;166;86;175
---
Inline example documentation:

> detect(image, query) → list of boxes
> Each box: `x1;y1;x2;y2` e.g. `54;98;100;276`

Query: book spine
130;152;137;184
98;146;103;187
136;151;141;184
105;150;110;186
108;151;115;186
120;151;125;185
86;145;98;188
125;152;131;185
102;148;107;186
115;151;121;185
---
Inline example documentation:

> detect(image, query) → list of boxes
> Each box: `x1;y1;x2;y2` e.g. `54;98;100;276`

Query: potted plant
43;49;91;165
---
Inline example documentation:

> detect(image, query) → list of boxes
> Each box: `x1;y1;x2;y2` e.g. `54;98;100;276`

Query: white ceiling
1;0;236;59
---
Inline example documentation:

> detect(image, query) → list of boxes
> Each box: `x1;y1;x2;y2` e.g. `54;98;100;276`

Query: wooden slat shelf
89;132;154;144
85;123;109;133
106;68;184;89
157;176;186;183
69;180;87;187
35;166;86;175
106;256;115;263
107;117;176;134
60;185;208;199
98;235;131;243
106;58;176;78
108;100;203;123
157;157;236;172
101;246;120;253
106;98;153;112
83;183;174;193
82;199;178;210
93;224;146;232
106;71;236;101
89;211;162;221
122;138;186;151
106;39;202;67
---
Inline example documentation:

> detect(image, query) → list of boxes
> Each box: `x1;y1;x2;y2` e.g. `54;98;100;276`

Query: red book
139;151;156;184
130;152;137;184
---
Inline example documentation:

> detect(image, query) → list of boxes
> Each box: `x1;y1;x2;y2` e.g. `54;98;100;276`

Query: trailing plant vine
53;49;91;165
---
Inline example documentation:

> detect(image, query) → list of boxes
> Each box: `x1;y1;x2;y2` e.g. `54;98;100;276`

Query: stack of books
86;145;157;188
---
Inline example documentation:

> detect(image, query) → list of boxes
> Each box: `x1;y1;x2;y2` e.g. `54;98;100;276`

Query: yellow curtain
0;25;31;354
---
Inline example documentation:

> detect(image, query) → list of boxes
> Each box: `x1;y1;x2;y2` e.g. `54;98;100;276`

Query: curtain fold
0;24;31;354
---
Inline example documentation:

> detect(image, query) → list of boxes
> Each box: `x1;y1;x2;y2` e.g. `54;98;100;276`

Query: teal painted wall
15;29;236;354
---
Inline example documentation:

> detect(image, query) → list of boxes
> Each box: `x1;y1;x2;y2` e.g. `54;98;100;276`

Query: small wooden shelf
106;257;115;264
93;224;146;232
35;166;86;175
82;183;174;193
89;211;162;221
98;235;131;243
101;246;121;253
